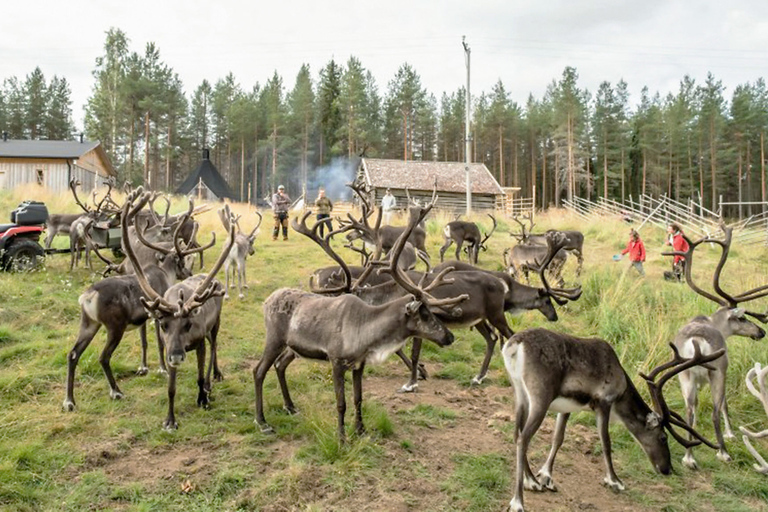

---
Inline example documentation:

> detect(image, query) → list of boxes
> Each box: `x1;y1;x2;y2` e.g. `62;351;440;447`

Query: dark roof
175;155;235;200
359;158;503;195
0;139;101;159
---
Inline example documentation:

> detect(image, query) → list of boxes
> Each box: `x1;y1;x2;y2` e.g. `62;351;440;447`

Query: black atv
0;201;47;271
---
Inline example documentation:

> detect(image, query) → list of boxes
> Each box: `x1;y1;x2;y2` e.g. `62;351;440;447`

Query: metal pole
463;36;472;216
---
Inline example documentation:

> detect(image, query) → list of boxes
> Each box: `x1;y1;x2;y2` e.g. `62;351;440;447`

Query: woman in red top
664;222;688;281
621;228;646;275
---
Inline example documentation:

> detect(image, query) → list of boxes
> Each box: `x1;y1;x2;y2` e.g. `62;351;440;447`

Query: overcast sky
2;0;767;130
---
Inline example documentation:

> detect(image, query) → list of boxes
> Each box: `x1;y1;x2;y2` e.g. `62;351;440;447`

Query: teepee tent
175;149;235;201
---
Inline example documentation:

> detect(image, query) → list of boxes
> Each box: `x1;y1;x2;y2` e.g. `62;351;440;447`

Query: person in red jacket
620;228;646;275
664;222;688;281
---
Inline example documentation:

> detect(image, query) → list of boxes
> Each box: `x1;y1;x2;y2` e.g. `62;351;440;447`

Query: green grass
1;186;768;510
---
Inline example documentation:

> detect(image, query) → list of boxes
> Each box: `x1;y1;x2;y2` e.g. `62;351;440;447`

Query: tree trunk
542;140;547;209
762;131;766;215
240;137;245;202
710;118;717;211
499;126;504;187
143;111;150;188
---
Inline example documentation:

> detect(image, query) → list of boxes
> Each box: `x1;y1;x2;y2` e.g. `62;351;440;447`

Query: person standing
381;188;397;225
314;187;334;238
620;228;646;276
272;185;292;241
664;222;688;281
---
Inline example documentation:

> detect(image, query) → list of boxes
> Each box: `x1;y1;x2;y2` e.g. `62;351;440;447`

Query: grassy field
0;185;767;511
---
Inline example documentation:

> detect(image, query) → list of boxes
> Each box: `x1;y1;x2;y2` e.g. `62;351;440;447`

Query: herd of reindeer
43;180;768;511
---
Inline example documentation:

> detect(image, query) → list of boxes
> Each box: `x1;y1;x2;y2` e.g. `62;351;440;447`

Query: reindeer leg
400;338;423;393
455;240;463;262
472;319;513;385
164;366;178;430
680;373;699;469
64;316;101;411
137;324;149;376
353;362;366;436
395;346;428;384
237;261;245;299
100;326;127;400
196;342;210;409
710;369;732;462
596;404;624;491
209;318;223;382
332;360;348;443
511;399;548;512
575;249;584;277
224;261;231;299
154;319;167;375
274;349;298;414
537;412;569;491
253;338;286;433
439;239;452;263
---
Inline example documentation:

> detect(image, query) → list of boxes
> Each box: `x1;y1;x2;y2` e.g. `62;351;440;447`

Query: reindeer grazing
68;215;95;270
253;202;467;441
503;329;723;512
218;205;263;299
740;363;768;474
511;214;585;276
504;243;568;288
662;225;768;469
121;191;235;430
438;214;497;265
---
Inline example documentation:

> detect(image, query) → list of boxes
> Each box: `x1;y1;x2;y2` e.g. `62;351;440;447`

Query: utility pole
463;36;472;216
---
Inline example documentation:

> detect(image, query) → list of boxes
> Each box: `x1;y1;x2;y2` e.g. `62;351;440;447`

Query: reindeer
63;195;209;411
438;214;497;265
68;215;95;270
662;225;768;469
511;214;585;276
253;203;467;442
740;363;768;474
120;191;236;430
504;243;568;288
217;205;262;299
503;329;723;512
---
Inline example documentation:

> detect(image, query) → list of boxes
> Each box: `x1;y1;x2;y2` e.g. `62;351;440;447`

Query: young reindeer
121;192;236;430
438;214;497;265
663;225;768;469
218;205;263;299
253;203;467;442
503;329;723;512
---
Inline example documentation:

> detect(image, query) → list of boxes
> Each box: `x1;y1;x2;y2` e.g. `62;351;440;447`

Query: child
620;228;646;276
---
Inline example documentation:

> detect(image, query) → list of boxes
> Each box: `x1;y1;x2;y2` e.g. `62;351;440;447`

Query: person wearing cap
314;187;334;238
381;188;397;225
271;185;292;241
619;228;646;276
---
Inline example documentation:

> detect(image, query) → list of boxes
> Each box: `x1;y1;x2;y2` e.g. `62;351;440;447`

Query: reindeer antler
740;363;768;474
69;179;93;214
531;231;582;305
641;342;725;450
663;225;768;321
479;214;497;251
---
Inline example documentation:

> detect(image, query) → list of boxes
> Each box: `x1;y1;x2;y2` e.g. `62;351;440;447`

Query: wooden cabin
0;136;115;192
354;158;505;213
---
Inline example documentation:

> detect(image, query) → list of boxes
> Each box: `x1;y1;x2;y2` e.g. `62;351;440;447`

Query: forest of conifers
2;27;767;214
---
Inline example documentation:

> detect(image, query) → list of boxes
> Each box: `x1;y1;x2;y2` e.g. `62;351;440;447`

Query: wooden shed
354;158;504;213
0;136;115;192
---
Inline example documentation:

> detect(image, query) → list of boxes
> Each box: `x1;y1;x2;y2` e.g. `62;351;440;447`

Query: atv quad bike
0;201;47;271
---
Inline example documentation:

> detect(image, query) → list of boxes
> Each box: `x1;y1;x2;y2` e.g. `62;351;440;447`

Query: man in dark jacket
314;187;333;238
272;185;291;241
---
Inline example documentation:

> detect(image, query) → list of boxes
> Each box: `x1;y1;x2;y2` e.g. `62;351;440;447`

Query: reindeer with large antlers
253;202;467;441
740;363;768;474
217;205;262;299
121;192;235;430
503;328;724;512
663;225;767;469
438;214;496;265
511;213;585;276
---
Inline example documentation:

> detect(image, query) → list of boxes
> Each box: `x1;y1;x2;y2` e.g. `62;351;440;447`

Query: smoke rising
307;157;359;202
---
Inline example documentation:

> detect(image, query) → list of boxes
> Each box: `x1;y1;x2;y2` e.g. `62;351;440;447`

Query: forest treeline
1;27;767;214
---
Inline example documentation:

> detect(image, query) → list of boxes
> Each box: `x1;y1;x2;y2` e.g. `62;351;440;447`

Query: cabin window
36;169;44;185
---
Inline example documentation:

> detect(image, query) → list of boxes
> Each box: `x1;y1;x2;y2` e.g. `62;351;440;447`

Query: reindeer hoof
63;399;76;412
523;474;543;492
398;383;418;393
224;294;230;300
238;294;245;299
716;450;732;463
470;375;485;386
417;363;429;380
602;477;625;492
163;419;178;431
283;405;299;415
536;472;557;491
682;454;698;470
157;367;168;376
136;366;149;376
110;389;125;400
257;422;275;434
214;371;224;382
508;497;524;512
724;431;736;440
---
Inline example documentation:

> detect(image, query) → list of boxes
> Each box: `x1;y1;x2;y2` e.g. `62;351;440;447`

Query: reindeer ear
646;412;661;428
405;300;422;315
